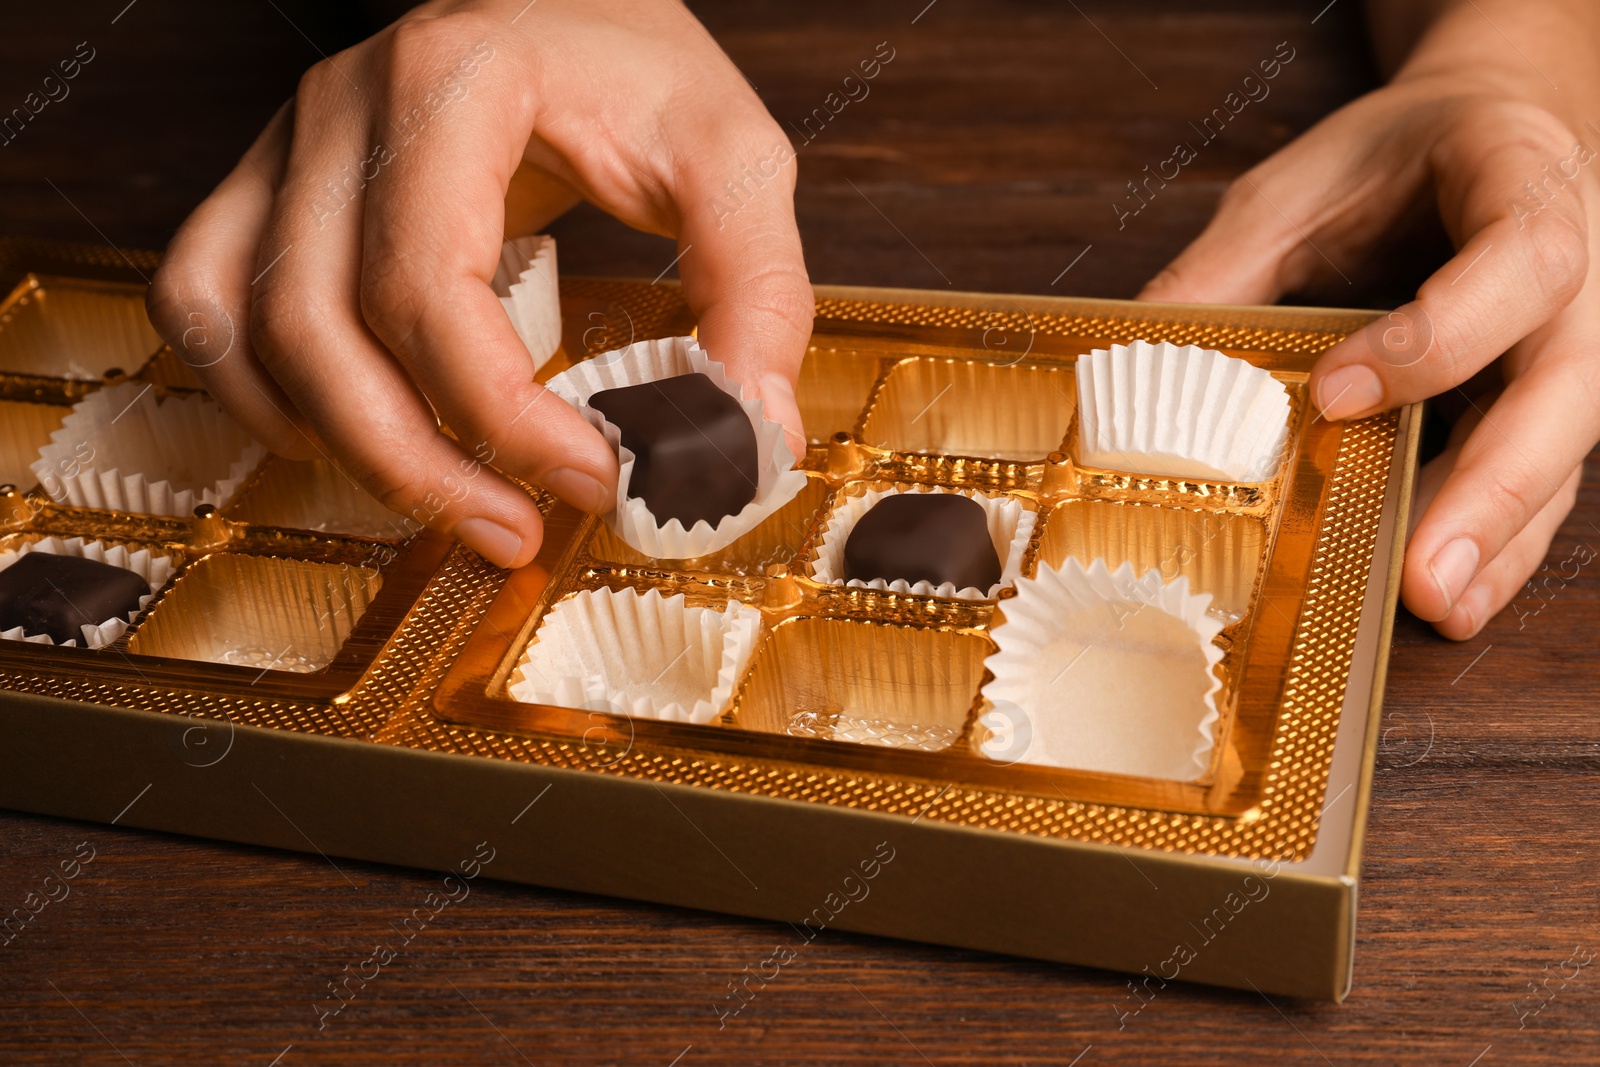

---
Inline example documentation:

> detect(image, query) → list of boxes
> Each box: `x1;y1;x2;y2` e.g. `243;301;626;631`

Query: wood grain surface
1;1;1595;1064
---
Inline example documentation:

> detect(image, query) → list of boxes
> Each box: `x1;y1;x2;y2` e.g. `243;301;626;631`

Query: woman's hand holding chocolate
146;0;813;570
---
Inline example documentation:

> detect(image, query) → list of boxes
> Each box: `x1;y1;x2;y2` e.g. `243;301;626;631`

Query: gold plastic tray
0;238;1407;866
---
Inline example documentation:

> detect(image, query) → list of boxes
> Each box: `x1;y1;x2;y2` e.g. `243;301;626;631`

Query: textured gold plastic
0;239;1401;861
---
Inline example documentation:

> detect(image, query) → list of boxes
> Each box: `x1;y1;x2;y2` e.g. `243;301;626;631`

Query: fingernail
1317;365;1384;421
760;372;807;446
1427;537;1480;612
454;516;525;569
1453;583;1491;638
544;467;611;513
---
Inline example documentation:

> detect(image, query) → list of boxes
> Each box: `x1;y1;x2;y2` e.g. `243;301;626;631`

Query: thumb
1137;101;1417;305
673;134;813;457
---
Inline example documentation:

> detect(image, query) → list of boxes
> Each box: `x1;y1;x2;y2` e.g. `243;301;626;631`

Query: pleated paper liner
805;481;1038;601
228;456;417;541
490;235;561;372
1036;499;1266;622
0;533;178;649
861;356;1076;461
977;559;1226;781
545;336;808;557
128;554;382;673
0;274;162;381
32;381;267;517
0;399;67;488
730;616;987;753
1075;340;1292;484
586;472;831;576
508;586;761;725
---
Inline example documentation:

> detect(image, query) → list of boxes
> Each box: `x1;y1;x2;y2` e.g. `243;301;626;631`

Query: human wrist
1387;0;1600;133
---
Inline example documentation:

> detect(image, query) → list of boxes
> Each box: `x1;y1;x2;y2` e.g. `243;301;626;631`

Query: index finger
673;127;814;453
357;25;620;515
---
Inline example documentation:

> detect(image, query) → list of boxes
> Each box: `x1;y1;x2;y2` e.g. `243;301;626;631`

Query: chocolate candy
0;552;150;645
844;493;1001;592
590;373;759;529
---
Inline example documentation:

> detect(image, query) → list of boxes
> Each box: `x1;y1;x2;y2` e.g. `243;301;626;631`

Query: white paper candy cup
545;336;808;558
491;235;560;372
1076;340;1291;483
809;484;1037;601
0;535;174;649
508;586;761;725
977;557;1225;781
31;382;266;517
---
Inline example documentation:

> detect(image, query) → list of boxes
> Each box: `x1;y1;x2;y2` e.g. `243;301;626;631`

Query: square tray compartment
0;274;162;382
860;356;1075;461
1035;499;1267;622
228;457;416;541
732;615;987;752
128;553;383;674
0;399;67;489
796;345;886;444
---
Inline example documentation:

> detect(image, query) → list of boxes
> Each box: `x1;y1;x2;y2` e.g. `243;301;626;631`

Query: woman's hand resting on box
1140;0;1600;640
147;0;811;568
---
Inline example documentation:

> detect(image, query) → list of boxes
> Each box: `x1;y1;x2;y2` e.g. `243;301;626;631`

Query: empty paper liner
733;616;985;752
1076;340;1291;483
33;381;267;516
0;534;175;649
0;400;67;489
978;558;1225;781
230;457;416;541
491;235;561;372
1037;500;1265;621
807;482;1037;600
862;357;1075;461
128;554;382;673
545;336;808;557
508;586;761;725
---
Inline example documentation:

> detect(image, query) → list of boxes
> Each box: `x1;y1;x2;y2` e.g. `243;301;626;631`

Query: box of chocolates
0;237;1418;1001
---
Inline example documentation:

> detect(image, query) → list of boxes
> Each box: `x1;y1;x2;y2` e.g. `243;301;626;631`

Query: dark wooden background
2;1;1596;1063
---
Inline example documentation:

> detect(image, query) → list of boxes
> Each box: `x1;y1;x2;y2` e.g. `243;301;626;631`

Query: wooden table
2;1;1595;1063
